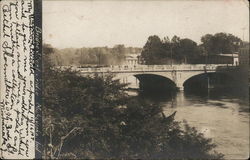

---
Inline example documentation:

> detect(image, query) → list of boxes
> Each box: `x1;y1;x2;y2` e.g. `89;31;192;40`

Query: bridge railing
66;64;232;73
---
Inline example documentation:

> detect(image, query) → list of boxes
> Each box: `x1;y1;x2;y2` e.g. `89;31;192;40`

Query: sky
43;0;249;48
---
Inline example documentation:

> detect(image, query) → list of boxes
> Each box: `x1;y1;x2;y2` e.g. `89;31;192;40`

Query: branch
55;127;82;159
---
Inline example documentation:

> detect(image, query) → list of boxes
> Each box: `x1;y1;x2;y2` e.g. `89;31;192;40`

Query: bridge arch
183;72;234;90
134;74;176;92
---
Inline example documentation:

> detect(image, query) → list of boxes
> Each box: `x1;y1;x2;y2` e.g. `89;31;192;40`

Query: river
130;88;249;159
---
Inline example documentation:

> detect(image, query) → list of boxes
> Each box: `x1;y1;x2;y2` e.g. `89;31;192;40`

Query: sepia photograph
42;0;249;159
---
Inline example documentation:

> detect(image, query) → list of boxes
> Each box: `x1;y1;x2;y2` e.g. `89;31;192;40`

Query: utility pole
207;76;210;89
205;53;208;66
80;49;83;66
242;27;246;41
204;48;208;66
98;52;101;66
170;44;173;66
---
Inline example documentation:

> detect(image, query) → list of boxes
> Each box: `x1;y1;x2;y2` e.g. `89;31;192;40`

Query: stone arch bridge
76;64;234;91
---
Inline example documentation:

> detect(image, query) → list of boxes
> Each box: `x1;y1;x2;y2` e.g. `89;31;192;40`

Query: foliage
141;35;202;64
141;33;242;65
43;44;224;159
48;44;141;66
201;32;242;55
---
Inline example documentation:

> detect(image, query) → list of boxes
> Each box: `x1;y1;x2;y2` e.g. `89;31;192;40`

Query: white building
218;53;239;66
124;54;140;66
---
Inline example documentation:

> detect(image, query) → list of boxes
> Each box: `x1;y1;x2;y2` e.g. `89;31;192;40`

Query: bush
43;45;223;159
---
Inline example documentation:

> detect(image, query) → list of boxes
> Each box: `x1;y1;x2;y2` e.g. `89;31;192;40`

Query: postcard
0;0;249;159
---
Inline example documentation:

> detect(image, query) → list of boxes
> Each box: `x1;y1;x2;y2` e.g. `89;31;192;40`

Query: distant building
239;44;249;67
218;53;239;66
238;43;250;88
124;54;141;66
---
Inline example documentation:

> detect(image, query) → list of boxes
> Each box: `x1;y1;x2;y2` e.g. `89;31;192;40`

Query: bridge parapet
76;64;231;73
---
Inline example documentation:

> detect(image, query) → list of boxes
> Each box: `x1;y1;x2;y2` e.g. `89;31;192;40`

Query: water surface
135;88;249;159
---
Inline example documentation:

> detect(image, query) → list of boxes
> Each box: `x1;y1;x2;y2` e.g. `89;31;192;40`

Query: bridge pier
176;81;184;91
177;86;184;91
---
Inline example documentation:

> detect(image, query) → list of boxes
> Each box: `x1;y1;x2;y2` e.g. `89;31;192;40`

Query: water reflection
134;88;249;159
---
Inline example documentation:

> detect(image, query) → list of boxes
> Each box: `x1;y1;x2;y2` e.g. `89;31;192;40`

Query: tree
201;34;213;55
141;35;165;64
178;38;201;63
162;36;172;59
141;35;202;64
201;32;242;55
112;44;126;64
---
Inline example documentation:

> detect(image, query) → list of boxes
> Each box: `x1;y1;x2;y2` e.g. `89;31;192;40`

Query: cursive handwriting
0;0;35;159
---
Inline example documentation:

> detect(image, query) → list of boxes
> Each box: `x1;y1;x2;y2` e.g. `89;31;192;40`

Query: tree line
45;44;142;66
141;32;242;65
45;32;242;66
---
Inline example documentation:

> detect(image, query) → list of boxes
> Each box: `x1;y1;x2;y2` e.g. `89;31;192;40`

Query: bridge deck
62;64;234;73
